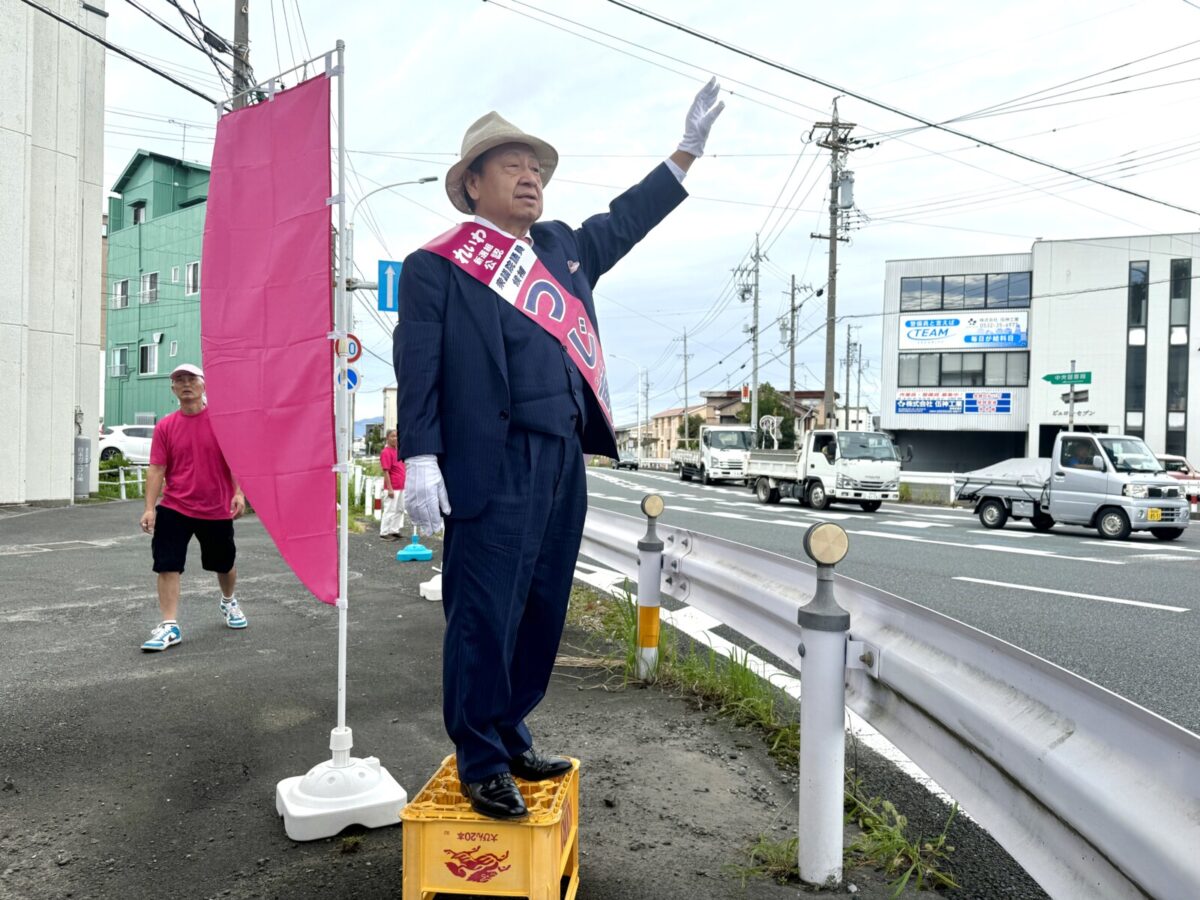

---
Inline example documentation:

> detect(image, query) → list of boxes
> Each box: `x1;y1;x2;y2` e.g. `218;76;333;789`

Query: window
1007;272;1031;308
918;353;939;386
1060;438;1100;470
1168;345;1188;411
132;203;146;225
942;275;965;310
169;340;178;358
964;274;986;309
140;272;158;304
1128;261;1148;327
139;343;157;376
109;347;128;377
170;266;180;284
986;273;1010;309
1166;431;1188;455
185;261;200;295
921;276;942;311
897;352;1028;387
1170;258;1191;327
111;279;129;309
1125;344;1146;411
898;271;1029;312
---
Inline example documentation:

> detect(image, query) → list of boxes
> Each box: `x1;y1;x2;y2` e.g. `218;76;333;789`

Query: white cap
170;363;204;379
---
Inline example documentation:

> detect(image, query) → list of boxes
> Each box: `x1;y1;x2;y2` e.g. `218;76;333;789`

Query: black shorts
151;505;237;575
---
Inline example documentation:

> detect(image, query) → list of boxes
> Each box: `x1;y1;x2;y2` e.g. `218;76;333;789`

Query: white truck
745;430;901;511
954;431;1191;540
672;424;756;484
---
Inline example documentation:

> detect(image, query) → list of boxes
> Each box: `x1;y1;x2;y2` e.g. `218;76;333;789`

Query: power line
18;0;219;106
604;0;1200;217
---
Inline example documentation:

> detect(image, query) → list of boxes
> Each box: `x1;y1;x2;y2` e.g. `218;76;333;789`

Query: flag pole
276;41;407;840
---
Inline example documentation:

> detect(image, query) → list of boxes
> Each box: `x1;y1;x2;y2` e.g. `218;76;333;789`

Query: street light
344;176;439;293
608;353;645;468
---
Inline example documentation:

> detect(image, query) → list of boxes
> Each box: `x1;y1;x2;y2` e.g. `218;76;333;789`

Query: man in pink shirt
139;364;247;651
379;429;407;541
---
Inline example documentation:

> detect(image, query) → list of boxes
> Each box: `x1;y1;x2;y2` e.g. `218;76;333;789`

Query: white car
98;425;154;464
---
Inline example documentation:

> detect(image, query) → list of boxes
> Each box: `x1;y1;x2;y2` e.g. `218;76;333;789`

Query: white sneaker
219;598;248;629
141;621;181;652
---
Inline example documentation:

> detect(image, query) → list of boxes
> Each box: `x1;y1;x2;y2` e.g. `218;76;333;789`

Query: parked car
1158;454;1200;502
98;425;154;464
611;453;639;470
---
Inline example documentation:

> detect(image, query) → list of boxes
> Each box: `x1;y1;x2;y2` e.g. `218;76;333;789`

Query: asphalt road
584;466;1200;735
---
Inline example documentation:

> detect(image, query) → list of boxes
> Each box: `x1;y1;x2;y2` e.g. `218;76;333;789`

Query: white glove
403;455;451;536
677;77;725;158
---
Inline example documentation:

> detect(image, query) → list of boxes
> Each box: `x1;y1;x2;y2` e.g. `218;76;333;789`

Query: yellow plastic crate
401;755;579;900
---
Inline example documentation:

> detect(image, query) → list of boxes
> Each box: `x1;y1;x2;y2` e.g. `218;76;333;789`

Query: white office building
880;233;1198;471
1;0;107;503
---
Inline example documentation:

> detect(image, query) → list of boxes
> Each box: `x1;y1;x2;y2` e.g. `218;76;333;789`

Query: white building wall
0;0;106;503
881;252;1034;435
1028;234;1200;456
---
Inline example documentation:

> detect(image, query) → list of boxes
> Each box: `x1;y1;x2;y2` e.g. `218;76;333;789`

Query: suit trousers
441;426;586;783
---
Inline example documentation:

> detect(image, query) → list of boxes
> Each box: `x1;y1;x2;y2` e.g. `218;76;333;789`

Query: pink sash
423;223;615;439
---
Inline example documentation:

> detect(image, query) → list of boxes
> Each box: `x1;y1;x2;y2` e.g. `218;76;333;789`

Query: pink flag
201;76;338;604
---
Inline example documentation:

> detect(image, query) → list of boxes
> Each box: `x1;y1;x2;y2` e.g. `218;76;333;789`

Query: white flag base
275;726;407;841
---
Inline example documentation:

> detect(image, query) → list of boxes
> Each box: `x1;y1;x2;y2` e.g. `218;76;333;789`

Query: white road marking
1081;539;1200;554
1129;554;1196;561
978;530;1036;538
952;577;1188;612
848;530;1124;565
884;520;952;529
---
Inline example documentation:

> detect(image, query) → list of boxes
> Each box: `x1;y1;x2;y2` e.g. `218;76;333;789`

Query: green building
104;151;209;426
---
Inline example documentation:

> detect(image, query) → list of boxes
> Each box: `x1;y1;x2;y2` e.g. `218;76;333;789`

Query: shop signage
895;390;1012;415
899;311;1028;351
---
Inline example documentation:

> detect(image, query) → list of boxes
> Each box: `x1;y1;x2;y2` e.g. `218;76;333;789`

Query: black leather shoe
460;773;528;820
509;748;572;781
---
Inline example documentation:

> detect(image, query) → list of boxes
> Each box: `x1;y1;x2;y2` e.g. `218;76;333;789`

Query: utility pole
789;275;798;413
856;353;866;428
642;371;650;464
737;235;764;436
844;324;853;431
674;329;693;446
232;2;251;109
811;99;858;428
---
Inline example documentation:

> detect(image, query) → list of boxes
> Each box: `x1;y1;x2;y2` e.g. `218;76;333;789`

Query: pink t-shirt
150;408;236;520
380;446;406;490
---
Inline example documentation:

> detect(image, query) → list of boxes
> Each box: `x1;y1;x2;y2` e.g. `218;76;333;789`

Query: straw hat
444;111;558;215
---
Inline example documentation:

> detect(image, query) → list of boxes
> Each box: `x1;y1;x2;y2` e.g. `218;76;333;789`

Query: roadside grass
566;581;960;894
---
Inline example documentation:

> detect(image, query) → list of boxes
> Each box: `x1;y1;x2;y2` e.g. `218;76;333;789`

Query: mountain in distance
354;416;383;439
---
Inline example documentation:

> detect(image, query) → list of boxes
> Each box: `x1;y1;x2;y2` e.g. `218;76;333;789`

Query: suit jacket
394;162;687;519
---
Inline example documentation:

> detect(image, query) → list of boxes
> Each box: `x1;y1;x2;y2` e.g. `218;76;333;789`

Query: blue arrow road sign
337;366;361;392
378;260;402;312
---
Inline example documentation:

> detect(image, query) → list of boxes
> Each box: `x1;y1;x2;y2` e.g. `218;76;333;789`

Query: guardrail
579;503;1200;896
898;470;958;505
97;465;146;500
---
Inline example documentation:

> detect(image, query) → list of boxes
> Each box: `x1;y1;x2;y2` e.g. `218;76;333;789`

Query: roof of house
111;149;211;195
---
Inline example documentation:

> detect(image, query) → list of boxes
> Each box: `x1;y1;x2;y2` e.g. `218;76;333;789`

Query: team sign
899;311;1028;351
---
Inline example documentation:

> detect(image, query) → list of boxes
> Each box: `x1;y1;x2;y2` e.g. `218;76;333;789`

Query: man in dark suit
394;80;724;819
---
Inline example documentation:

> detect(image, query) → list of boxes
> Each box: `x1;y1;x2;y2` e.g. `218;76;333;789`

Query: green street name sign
1043;371;1092;385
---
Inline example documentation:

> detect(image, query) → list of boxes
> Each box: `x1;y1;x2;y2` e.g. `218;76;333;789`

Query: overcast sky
101;0;1200;427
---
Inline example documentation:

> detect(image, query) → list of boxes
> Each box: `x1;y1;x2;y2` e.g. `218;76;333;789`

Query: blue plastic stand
396;534;433;562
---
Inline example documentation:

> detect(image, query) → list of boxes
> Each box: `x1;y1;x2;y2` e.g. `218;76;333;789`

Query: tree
735;382;798;448
675;414;704;449
364;423;385;457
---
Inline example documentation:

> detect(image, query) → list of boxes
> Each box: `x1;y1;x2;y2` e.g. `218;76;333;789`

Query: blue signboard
899;311;1028;351
896;390;1013;415
378;260;403;312
965;391;1012;414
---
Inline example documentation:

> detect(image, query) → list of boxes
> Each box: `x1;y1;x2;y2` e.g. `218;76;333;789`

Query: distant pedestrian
379;429;407;541
138;364;248;651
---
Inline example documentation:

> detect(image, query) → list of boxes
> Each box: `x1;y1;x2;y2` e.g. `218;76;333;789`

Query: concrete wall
1028;234;1200;458
0;0;107;503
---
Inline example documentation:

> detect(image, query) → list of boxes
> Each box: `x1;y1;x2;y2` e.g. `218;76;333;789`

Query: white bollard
796;523;851;889
635;494;665;681
118;467;127;501
364;476;375;519
136;467;144;498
